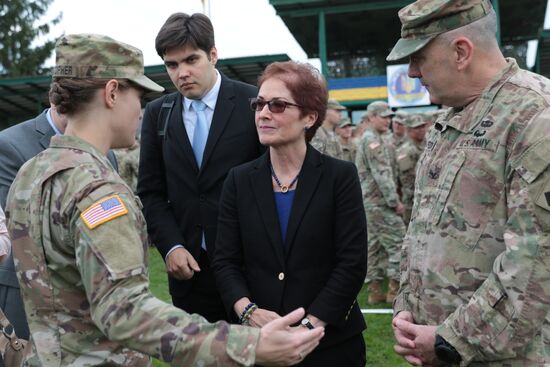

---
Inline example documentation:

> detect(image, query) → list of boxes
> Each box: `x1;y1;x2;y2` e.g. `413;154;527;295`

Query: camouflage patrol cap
327;98;347;111
337;118;352;128
367;101;394;117
53;34;164;92
407;114;429;128
392;110;408;124
387;0;493;61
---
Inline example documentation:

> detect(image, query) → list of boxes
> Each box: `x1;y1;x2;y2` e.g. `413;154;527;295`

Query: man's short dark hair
155;13;215;58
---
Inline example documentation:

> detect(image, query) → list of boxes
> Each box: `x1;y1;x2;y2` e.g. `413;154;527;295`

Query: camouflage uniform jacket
6;135;259;366
395;59;550;366
311;126;343;159
114;141;140;193
396;139;425;212
340;141;357;163
356;127;400;209
387;133;408;151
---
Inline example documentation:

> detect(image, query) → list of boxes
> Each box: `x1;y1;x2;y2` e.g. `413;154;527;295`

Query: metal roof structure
0;53;289;129
270;0;547;72
269;0;548;109
535;29;550;79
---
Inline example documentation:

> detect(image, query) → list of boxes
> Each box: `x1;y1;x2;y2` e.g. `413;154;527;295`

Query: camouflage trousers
364;205;406;283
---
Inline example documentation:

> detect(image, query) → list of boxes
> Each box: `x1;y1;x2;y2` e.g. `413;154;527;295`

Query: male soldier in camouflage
310;98;344;158
355;101;405;304
114;140;140;193
5;34;323;367
334;118;356;163
351;112;368;146
113;109;142;193
388;1;550;365
396;114;430;225
388;110;409;150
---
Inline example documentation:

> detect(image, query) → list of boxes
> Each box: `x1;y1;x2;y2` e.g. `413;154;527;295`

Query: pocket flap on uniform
514;137;550;184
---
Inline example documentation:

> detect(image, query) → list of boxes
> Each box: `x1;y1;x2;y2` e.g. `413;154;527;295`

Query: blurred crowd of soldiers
313;98;442;305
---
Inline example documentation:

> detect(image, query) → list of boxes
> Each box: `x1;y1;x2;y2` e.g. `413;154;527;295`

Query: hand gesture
165;247;200;280
255;308;324;366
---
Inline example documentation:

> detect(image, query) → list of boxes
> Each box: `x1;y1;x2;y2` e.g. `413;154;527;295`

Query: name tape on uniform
80;195;128;229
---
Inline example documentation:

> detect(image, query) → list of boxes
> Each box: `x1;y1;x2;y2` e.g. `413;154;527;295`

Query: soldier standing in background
355;101;405;305
388;110;408;150
114;110;142;193
389;0;550;365
6;33;323;367
311;98;345;158
395;114;430;225
335;118;356;163
351;112;369;146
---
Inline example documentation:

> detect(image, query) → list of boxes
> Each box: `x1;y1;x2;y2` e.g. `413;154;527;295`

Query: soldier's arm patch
80;194;128;229
368;142;380;150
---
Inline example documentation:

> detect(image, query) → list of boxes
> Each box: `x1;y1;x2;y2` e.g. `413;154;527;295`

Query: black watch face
301;318;314;329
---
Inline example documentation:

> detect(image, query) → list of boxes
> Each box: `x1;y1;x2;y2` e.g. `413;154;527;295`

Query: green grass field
148;249;408;366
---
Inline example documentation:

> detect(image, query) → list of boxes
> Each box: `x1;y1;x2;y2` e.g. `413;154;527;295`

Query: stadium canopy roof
270;0;548;75
0;53;289;129
535;29;550;79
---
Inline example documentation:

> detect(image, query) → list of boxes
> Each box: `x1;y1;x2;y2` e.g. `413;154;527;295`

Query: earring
304;126;310;131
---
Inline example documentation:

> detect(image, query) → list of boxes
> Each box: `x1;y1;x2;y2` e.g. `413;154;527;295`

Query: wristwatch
434;334;462;364
300;317;315;330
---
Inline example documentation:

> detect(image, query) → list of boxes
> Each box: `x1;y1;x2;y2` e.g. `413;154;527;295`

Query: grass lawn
148;249;408;366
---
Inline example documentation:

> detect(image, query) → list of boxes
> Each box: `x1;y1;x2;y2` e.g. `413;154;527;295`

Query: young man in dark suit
138;13;263;322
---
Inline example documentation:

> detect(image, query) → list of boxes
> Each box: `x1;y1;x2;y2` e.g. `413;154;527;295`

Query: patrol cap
387;0;493;61
392;110;408;124
327;98;347;111
367;101;394;117
337;118;353;128
53;34;164;93
407;114;429;128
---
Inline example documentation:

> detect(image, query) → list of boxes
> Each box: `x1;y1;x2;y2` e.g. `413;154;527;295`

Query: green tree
0;0;62;77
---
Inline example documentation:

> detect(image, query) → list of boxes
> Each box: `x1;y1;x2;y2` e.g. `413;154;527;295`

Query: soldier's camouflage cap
327;98;347;111
407;114;429;128
337;118;353;128
53;34;164;93
387;0;493;61
392;110;408;124
367;101;394;117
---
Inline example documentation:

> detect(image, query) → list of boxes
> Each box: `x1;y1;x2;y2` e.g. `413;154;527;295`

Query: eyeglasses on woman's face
249;97;303;113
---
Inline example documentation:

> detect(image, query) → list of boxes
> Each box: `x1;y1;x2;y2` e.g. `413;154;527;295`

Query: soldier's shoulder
507;68;550;105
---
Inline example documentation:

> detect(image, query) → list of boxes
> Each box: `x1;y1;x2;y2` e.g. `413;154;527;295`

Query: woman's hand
249;308;281;328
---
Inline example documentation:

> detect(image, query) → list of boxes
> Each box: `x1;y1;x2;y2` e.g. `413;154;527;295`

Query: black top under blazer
212;145;368;349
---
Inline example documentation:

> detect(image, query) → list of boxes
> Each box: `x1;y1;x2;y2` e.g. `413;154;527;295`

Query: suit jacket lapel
35;110;55;149
284;145;323;258
250;154;285;267
169;94;199;172
201;75;234;172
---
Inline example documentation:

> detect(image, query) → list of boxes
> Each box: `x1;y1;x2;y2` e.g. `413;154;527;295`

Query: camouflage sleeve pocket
514;137;550;230
397;153;414;172
75;186;146;280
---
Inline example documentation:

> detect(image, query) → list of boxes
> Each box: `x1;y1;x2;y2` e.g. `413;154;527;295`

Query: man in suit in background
0;104;118;366
138;13;263;322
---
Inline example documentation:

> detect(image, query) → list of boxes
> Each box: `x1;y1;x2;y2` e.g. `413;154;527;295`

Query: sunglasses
249;98;303;113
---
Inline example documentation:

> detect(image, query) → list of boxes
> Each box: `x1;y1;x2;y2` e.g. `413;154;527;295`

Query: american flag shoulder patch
368;142;380;150
80;194;128;229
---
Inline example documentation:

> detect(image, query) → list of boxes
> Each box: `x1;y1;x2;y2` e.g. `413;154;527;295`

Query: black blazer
137;75;263;296
212;146;368;349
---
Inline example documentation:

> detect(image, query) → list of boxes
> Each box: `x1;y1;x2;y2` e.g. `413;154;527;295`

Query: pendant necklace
270;163;299;193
